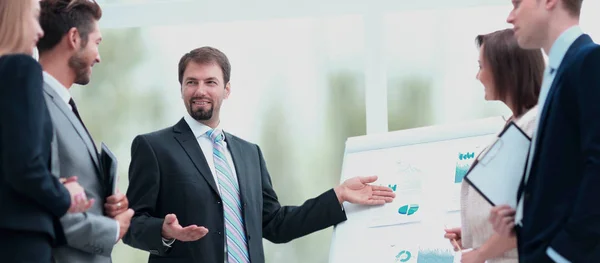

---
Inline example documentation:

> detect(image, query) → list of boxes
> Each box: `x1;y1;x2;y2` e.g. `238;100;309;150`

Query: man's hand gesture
161;214;209;242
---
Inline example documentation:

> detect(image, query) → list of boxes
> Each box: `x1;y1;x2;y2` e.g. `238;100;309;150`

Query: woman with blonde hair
443;28;544;263
0;0;92;262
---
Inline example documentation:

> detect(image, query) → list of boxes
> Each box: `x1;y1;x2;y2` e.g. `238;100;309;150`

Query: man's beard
69;50;90;85
188;102;214;121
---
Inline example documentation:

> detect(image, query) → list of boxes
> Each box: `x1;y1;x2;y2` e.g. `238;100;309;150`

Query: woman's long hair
0;0;31;56
476;29;545;117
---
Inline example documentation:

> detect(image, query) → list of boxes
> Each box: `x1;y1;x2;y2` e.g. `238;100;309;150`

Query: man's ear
545;0;560;11
224;82;231;99
66;27;81;50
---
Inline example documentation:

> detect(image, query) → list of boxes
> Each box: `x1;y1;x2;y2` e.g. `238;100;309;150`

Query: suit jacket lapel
533;35;593;159
172;119;220;196
43;83;100;170
225;133;250;207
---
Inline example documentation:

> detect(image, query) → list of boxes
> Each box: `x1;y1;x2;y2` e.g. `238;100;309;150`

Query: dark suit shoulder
566;43;600;83
580;44;600;66
0;54;43;94
136;126;173;141
0;54;41;75
225;132;258;148
132;125;181;152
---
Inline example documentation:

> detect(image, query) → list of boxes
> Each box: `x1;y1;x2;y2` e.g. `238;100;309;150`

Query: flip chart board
328;116;506;263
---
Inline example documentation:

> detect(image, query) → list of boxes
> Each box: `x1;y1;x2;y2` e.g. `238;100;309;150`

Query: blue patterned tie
206;129;250;263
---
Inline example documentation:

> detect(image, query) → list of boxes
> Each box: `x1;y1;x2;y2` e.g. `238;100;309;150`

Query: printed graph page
341;134;494;228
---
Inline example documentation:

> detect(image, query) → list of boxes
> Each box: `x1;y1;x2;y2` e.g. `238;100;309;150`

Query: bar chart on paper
328;117;503;263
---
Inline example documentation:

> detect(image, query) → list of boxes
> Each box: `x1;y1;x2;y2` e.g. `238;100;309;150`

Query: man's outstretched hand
162;214;209;242
334;175;396;205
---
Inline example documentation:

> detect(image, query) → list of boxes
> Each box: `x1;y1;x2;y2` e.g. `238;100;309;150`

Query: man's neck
543;18;580;55
199;118;220;129
38;53;75;89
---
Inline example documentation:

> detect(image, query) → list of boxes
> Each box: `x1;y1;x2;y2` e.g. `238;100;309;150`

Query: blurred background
71;0;600;262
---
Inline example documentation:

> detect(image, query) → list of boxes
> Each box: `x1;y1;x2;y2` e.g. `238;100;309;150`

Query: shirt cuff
115;221;120;242
547;247;571;263
162;237;176;247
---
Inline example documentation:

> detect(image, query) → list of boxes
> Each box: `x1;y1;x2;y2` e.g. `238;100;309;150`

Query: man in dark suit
123;47;396;263
489;0;600;262
0;53;91;262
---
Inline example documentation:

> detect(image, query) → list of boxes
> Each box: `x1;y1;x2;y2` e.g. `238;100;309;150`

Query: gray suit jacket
43;81;117;263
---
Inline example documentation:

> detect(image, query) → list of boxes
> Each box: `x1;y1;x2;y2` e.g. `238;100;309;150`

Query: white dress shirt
43;71;120;243
43;72;72;110
518;26;583;263
182;114;239;195
163;114;239;263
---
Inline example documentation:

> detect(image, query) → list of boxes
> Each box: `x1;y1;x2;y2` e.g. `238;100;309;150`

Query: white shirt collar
547;25;584;71
42;71;71;106
183;113;223;140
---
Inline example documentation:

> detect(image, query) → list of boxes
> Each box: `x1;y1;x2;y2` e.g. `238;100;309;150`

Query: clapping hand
61;176;94;213
105;190;129;218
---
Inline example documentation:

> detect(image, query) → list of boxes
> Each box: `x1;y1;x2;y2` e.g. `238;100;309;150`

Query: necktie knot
207;128;224;143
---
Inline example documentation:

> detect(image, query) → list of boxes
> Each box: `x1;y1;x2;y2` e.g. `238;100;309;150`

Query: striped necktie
206;129;250;263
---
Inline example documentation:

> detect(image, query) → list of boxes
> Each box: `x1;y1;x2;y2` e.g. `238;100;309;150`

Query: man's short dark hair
561;0;583;17
476;28;545;117
178;47;231;85
37;0;102;54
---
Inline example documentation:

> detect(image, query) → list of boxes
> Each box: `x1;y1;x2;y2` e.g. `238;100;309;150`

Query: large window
386;5;514;132
75;16;367;263
385;3;600;132
78;1;600;262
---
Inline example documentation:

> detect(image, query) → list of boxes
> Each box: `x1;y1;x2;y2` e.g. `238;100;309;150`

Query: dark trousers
0;228;52;263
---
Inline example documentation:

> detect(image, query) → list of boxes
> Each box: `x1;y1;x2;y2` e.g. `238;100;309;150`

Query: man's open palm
340;176;395;205
162;214;209;242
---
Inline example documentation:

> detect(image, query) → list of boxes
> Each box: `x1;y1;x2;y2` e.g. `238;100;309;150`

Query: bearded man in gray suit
36;0;134;262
